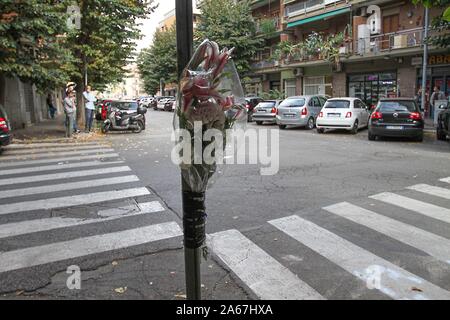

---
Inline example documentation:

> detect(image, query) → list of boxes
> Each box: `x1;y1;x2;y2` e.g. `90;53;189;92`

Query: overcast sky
135;0;176;53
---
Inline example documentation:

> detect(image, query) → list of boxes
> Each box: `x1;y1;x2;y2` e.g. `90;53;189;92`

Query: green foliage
259;18;277;36
137;26;178;95
0;0;75;90
66;0;157;91
413;0;450;48
261;89;286;100
195;0;263;77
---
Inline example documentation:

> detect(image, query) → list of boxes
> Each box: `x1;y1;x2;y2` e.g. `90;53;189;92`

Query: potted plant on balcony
304;32;323;61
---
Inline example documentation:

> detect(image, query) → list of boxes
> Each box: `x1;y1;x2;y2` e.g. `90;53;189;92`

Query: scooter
101;106;147;134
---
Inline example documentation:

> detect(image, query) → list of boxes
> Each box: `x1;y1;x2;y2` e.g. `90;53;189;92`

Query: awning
287;7;351;29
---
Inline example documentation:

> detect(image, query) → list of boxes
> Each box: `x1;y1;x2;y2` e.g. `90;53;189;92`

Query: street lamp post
175;0;200;301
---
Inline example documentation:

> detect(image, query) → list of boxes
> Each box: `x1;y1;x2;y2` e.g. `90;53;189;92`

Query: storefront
348;71;398;108
417;54;450;98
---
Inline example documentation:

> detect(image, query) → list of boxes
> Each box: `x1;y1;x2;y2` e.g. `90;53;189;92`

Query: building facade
249;0;449;114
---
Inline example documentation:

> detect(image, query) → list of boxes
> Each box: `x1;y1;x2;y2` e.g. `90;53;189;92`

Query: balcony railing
251;60;278;70
351;28;424;56
285;0;326;17
256;16;281;34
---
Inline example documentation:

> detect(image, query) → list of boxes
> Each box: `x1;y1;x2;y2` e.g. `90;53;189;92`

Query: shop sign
429;54;450;65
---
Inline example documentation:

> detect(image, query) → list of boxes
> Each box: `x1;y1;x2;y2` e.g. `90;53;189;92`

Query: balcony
284;0;342;17
349;28;424;56
256;17;282;36
251;60;278;70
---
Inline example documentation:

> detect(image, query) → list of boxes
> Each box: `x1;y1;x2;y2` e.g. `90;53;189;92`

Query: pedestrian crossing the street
0;141;450;300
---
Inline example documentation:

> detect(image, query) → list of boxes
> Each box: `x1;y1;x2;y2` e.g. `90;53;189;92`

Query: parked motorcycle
101;106;147;134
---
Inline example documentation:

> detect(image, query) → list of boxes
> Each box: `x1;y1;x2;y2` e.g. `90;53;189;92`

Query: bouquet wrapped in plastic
173;39;246;249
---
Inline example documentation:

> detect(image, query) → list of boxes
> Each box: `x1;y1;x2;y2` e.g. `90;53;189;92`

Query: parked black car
368;98;424;142
245;96;264;122
0;104;12;150
436;101;450;141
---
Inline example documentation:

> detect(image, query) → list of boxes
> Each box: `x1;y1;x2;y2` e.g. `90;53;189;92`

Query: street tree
65;0;156;123
137;26;178;95
0;0;76;91
413;0;450;48
195;0;262;77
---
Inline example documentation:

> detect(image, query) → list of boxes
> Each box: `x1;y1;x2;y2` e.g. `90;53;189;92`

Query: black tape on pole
182;191;207;249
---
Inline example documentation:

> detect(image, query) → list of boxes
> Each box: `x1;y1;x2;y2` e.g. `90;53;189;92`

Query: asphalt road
1;108;449;300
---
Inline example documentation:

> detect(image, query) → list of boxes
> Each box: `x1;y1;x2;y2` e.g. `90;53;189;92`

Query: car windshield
118;102;138;110
325;100;350;109
379;101;417;112
279;99;305;108
257;102;276;108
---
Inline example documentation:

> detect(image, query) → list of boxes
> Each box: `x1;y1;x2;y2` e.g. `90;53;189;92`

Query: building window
348;72;397;108
303;76;332;96
285;79;297;97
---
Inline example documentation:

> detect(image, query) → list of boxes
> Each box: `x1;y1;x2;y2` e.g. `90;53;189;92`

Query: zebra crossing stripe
0;153;121;168
407;184;450;200
0;166;131;186
0;148;115;161
0;222;182;273
0;187;150;215
0;201;165;239
269;215;450;300
3;145;109;155
209;229;325;300
440;177;450;184
0;160;124;176
324;202;450;265
4;142;106;149
370;193;450;224
0;175;139;200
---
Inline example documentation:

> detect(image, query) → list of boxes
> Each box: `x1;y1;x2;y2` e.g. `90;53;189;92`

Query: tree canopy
137;26;178;95
195;0;262;77
413;0;450;48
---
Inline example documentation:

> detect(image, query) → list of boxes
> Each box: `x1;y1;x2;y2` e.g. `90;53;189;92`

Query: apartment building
249;0;449;111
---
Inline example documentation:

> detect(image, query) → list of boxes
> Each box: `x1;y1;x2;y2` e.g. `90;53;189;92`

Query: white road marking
0;148;115;161
0;175;139;200
269;215;450;300
0;153;121;168
324;202;450;265
441;177;450;184
408;184;450;200
208;229;324;300
3;145;108;155
0;222;182;273
0;166;131;186
4;142;106;149
0;160;124;176
0;201;165;239
0;187;150;215
370;192;450;224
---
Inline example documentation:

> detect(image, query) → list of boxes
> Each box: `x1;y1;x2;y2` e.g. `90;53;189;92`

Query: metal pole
421;7;429;114
175;0;199;301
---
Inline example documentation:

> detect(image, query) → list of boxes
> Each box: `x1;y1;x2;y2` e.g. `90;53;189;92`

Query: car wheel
437;128;446;141
307;117;315;130
351;120;359;134
101;122;110;134
256;121;263;126
279;125;287;130
368;132;377;141
317;128;325;134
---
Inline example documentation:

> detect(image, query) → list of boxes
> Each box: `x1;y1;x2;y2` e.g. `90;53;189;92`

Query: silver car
276;95;328;130
252;100;282;125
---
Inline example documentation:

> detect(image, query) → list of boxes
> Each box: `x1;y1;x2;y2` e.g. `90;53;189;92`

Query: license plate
328;114;340;118
257;110;267;113
386;126;403;130
283;114;295;118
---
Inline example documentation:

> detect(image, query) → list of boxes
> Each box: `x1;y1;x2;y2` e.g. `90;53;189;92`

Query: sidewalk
11;114;104;144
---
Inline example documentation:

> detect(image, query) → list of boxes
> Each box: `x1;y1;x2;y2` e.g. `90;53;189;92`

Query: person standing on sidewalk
46;93;57;119
430;86;446;119
64;90;76;138
83;85;97;133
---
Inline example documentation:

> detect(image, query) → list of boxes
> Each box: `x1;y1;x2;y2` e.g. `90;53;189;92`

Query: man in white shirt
83;85;97;132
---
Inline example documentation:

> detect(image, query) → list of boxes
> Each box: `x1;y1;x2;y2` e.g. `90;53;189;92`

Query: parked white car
316;98;370;134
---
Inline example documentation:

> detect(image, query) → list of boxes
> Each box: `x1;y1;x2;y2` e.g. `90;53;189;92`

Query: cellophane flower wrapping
174;39;247;193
